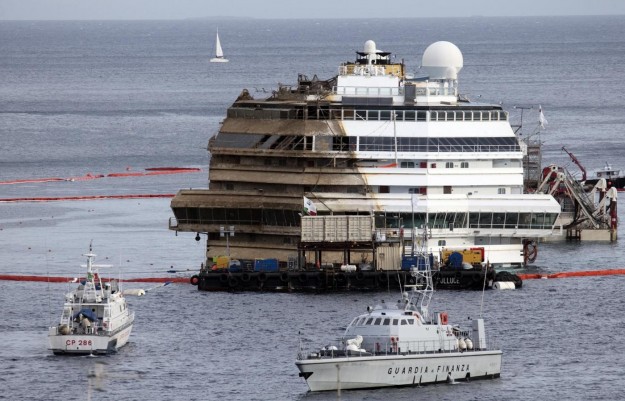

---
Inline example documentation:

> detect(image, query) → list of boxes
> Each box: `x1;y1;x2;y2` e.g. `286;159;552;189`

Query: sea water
1;17;625;400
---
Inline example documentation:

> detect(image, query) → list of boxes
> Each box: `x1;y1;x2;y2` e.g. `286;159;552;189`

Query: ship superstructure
170;40;561;269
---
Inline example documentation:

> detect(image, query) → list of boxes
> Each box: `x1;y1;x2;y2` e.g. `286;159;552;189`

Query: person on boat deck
79;314;92;333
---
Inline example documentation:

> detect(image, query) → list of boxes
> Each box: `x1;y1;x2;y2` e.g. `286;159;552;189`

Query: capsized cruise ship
169;40;561;271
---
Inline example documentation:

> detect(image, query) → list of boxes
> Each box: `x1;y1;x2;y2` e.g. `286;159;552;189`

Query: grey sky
1;0;624;20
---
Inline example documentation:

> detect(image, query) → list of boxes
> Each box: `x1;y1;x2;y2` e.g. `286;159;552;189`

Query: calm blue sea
1;17;625;400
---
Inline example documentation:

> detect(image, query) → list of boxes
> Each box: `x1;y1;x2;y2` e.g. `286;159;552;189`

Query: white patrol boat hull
48;318;134;355
296;350;502;392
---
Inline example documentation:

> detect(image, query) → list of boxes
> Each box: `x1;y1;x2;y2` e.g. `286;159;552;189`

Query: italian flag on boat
303;196;317;216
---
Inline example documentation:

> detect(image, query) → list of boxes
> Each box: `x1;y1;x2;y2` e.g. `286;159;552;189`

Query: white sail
215;32;223;57
210;30;228;63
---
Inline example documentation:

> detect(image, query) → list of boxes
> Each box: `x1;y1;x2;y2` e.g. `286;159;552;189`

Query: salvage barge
191;267;521;292
189;215;522;292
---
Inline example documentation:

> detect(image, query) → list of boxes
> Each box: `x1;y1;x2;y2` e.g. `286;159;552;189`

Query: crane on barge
562;146;587;181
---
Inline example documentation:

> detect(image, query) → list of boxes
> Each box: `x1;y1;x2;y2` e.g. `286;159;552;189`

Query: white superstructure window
498;188;506;194
461;162;469;168
445;162;454;168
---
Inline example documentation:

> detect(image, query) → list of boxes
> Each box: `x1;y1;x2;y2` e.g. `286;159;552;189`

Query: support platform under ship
169;39;561;290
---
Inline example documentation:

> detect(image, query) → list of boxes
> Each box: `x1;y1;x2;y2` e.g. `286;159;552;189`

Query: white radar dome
363;40;377;55
421;41;463;80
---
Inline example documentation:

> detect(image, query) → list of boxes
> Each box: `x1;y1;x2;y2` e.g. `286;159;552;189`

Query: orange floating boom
0;167;201;186
517;269;625;280
0;194;175;203
0;274;189;283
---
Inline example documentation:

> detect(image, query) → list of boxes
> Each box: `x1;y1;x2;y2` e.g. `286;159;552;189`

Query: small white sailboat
210;29;228;63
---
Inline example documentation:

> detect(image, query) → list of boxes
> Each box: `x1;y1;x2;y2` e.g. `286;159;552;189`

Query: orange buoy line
0;194;175;203
0;178;67;184
0;167;202;186
0;274;189;284
145;167;201;172
517;269;625;280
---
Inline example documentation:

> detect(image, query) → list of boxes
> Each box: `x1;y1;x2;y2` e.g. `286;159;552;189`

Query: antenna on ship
513;105;533;136
479;235;493;318
405;225;434;320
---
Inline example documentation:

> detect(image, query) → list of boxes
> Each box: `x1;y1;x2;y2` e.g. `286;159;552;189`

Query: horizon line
2;14;624;22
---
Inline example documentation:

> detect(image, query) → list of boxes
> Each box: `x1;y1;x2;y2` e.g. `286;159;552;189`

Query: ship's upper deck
229;39;491;115
333;40;462;106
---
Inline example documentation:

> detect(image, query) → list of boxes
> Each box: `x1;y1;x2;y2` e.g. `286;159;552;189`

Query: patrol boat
48;245;134;355
295;229;502;391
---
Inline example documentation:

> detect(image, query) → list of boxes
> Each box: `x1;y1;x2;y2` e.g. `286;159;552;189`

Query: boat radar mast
403;226;434;320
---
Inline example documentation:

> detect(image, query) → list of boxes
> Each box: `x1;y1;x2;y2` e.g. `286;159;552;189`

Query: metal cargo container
376;245;402;271
324;216;348;242
347;216;375;241
301;217;325;242
254;258;279;272
401;254;434;270
301;216;374;243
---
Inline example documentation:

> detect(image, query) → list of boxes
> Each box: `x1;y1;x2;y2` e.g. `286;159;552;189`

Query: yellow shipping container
441;248;484;265
212;255;231;269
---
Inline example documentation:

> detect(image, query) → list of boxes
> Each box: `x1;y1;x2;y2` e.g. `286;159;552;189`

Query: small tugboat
562;147;625;191
585;162;625;191
295;229;502;392
48;244;135;355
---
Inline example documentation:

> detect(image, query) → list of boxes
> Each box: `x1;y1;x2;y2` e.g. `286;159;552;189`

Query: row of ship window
380;212;558;230
228;108;508;123
402;162;469;169
214;132;520;153
173;208;558;230
350;316;416;326
344;109;507;122
332;136;520;153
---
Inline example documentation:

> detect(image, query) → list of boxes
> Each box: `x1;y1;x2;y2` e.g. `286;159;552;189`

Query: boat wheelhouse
170;39;561;271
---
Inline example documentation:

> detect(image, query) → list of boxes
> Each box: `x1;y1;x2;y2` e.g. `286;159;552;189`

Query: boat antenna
118;250;123;292
405;226;433;319
46;241;52;326
479;235;493;318
479;260;489;318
